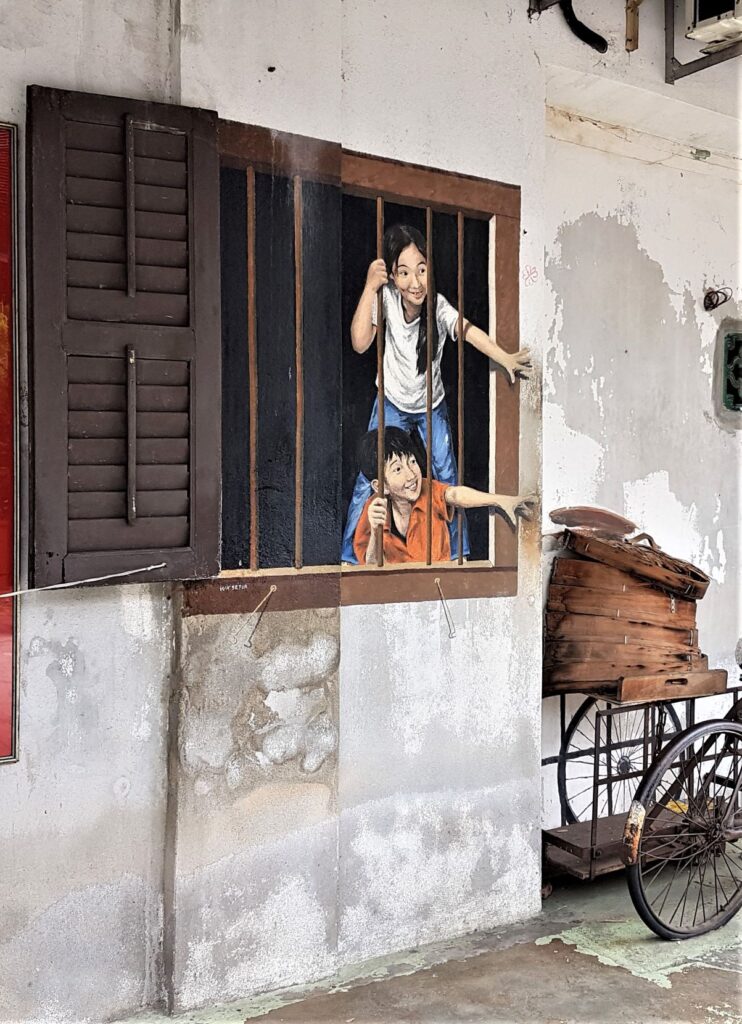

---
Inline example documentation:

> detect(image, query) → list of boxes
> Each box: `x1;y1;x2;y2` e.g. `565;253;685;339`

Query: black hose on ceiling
559;0;609;53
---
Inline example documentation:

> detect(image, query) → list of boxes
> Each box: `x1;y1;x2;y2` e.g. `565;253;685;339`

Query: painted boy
353;427;534;566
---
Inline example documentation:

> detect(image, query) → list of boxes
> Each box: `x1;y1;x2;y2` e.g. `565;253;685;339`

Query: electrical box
686;0;742;50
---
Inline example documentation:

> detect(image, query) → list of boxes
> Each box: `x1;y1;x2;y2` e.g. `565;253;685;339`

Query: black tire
626;720;742;940
557;697;681;824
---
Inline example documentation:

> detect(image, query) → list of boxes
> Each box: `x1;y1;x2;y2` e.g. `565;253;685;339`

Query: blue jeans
341;396;470;562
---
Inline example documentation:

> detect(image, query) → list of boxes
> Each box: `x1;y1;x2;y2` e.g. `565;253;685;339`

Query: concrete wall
0;0;739;1020
0;586;173;1021
171;0;543;1008
172;606;340;1006
0;5;177;1021
540;67;741;824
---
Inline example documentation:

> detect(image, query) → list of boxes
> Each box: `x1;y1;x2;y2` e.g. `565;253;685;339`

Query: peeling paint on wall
179;610;339;785
171;608;341;1006
544;202;740;676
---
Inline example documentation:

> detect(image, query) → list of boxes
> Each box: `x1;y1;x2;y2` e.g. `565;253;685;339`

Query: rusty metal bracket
665;0;742;82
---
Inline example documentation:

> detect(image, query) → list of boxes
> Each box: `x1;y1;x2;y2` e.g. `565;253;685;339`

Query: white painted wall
540;71;741;826
0;4;176;1020
0;0;739;1019
175;0;543;1005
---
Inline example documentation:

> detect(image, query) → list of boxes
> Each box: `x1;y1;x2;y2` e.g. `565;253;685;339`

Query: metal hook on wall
434;577;456;639
229;584;277;648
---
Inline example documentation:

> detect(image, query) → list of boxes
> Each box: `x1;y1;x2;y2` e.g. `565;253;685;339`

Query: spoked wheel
558;698;681;824
626;720;742;940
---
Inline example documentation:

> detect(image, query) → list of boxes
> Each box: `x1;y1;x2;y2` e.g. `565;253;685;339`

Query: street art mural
343;221;532;565
218;141;531;576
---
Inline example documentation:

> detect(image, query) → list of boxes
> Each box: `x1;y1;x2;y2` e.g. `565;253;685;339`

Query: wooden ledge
182;565;518;615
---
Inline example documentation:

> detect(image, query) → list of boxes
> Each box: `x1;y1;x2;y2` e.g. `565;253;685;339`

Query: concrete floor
124;872;742;1024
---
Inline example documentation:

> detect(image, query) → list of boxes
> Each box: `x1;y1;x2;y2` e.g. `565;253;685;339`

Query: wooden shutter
28;86;221;586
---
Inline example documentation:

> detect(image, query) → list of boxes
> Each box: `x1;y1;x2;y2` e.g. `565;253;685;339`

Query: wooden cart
541;525;742;938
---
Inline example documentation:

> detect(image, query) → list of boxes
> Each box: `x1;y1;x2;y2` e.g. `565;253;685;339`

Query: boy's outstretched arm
351;259;387;353
459;321;531;384
444;486;536;528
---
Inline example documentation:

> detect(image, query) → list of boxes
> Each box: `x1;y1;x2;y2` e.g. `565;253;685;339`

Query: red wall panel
0;126;15;759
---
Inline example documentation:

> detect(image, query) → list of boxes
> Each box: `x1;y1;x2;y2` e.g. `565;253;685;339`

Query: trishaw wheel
558;697;681;824
626;720;742;940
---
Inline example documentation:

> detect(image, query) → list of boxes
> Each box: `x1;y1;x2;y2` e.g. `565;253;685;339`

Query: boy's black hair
383;223;437;378
358;426;427;483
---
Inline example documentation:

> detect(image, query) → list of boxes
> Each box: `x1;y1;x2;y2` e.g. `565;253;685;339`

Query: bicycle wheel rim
558;698;681;825
627;720;742;940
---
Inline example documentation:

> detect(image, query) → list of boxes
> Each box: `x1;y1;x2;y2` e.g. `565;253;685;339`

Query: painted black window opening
221;167;341;570
220;168;491;571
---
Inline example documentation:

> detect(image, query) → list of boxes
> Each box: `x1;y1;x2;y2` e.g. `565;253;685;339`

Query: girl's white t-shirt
371;285;459;414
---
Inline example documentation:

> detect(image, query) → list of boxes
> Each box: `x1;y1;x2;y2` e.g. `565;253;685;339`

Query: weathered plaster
171;609;340;1007
174;0;545;1008
179;0;341;140
1;0;739;1019
339;792;539;962
338;595;542;962
0;585;172;1022
0;0;174;123
541;115;741;827
544;202;740;678
173;824;338;1009
539;1;740;119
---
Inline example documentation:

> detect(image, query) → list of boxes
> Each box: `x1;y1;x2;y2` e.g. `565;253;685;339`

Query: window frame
204;119;521;610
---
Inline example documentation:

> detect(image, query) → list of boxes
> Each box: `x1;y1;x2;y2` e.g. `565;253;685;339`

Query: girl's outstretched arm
459;321;532;384
444;486;536;528
351;259;388;353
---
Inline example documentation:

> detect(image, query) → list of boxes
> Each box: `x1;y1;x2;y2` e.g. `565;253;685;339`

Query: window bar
375;196;385;567
294;175;304;570
425;206;434;565
456;211;465;566
124;115;136;298
246;166;259;569
126;346;137;524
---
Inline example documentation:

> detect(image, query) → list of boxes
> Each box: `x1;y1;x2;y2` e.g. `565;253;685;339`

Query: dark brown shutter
28;86;221;586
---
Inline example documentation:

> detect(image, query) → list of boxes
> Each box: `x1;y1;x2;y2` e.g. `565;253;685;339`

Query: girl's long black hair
383;223;436;377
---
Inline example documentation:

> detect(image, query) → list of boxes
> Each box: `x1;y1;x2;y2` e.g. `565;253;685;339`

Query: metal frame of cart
542;682;742;938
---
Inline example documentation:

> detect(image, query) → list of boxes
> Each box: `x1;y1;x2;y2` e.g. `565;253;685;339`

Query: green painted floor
120;873;742;1024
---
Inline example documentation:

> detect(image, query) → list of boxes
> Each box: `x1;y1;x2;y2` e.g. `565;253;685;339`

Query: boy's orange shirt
353;480;454;564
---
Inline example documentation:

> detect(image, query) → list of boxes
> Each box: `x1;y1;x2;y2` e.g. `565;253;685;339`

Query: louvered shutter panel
28;86;220;586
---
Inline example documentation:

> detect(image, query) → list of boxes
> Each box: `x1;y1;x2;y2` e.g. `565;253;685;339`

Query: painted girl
341;223;531;562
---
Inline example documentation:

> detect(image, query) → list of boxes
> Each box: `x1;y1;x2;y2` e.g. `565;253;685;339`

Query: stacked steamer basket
543;508;728;702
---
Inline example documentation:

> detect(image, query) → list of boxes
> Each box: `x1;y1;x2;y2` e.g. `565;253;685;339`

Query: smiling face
382;451;422;504
391;242;427;314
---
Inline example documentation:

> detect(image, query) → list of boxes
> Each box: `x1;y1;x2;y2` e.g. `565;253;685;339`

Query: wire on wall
703;287;732;312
